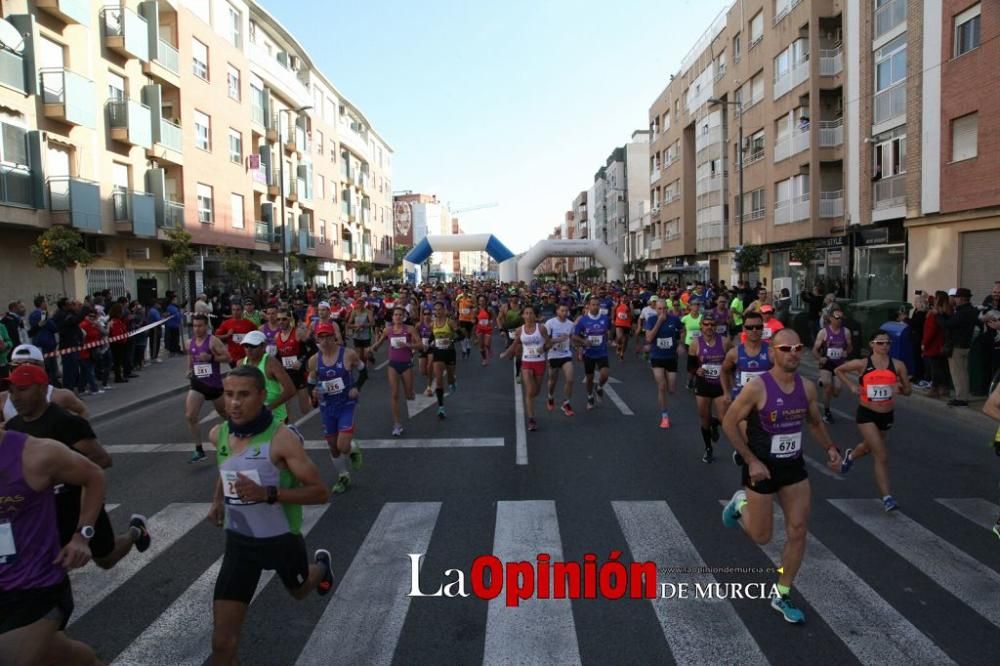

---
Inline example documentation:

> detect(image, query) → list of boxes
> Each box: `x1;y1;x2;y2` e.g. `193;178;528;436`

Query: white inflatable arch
517;239;624;282
403;234;516;283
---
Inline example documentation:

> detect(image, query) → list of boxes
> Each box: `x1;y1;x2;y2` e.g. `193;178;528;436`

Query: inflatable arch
403;234;517;283
517;239;624;283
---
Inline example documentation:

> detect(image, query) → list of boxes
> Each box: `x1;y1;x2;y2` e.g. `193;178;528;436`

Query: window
229;193;244;228
951;113;978;162
316;174;325;200
330;140;337;163
750;12;763;46
875;34;907;91
743;188;765;218
192;38;209;80
319;218;327;240
873;129;907;177
733;33;741;62
325;97;336;123
107;72;125;101
227;128;241;163
954;3;981;57
226;65;240;101
226;4;242;48
0;122;28;165
751;71;764;105
197;183;214;223
194;111;211;150
316;129;324;155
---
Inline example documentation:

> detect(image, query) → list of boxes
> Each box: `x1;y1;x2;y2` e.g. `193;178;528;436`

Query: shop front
851;224;906;301
769;236;849;309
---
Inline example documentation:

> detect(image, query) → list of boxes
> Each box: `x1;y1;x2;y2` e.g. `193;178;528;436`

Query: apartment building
0;0;392;306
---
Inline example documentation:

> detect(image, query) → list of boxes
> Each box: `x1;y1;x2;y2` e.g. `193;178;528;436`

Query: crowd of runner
2;276;999;664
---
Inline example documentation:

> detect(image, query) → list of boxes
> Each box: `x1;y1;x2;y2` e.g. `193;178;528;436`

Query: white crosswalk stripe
296;502;441;666
935;498;1000;532
830;499;1000;629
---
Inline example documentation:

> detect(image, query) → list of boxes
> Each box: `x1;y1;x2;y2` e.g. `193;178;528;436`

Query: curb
91;383;189;426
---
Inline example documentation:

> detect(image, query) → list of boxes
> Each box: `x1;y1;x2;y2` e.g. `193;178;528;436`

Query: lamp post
277;104;312;289
708;97;744;250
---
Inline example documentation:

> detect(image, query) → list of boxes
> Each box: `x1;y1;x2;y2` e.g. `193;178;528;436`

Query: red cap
315;322;336;337
761;305;775;314
9;363;49;387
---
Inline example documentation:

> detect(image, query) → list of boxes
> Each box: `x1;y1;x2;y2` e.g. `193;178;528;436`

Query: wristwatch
79;525;95;540
266;486;278;504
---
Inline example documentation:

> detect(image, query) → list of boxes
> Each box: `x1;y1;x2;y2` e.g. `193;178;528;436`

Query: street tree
30;226;93;297
164;228;195;303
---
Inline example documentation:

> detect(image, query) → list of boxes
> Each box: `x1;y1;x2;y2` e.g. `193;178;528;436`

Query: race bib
617;312;629;321
390;336;407;349
599;308;609;316
232;334;245;344
0;521;16;564
193;363;212;378
435;338;451;349
702;363;721;379
281;355;298;370
656;337;673;350
691;330;702;339
554;339;570;352
716;325;729;336
479;319;490;327
770;432;802;459
761;328;773;340
266;344;277;356
523;344;542;359
421;337;430;347
827;347;844;360
461;308;472;316
588;335;603;347
866;384;894;402
320;377;345;394
740;371;765;387
221;469;262;506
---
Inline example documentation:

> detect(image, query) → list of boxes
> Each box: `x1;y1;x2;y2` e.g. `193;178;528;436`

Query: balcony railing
697;174;725;194
695;126;724;153
255;222;274;243
156;39;179;75
774;130;810;162
774;57;810;100
713;65;726;82
650;167;661;183
819;190;844;218
739;149;765;169
0;49;25;91
159;118;182;152
819;47;843;76
0;166;33;207
47;176;101;231
111;188;129;221
162;200;184;229
41;68;96;127
774;194;810;225
873;173;906;209
874;0;906;40
250;102;266;127
874;82;906;126
742;208;766;222
819;118;844;147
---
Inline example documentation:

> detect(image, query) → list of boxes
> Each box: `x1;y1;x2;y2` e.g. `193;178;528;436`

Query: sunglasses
744;324;763;331
241;343;263;349
701;322;715;327
775;343;805;353
872;340;890;346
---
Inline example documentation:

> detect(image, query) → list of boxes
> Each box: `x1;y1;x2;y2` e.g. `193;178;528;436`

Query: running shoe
392;424;403;437
822;409;834;424
732;450;745;467
349;448;363;471
332;474;351;494
129;514;151;553
437;407;447;419
710;418;720;443
561;402;575;417
722;489;747;528
546;397;555;412
188;449;207;464
702;447;714;464
771;595;805;624
449;383;457;394
586;394;595;411
659;414;671;429
527;417;537;431
883;496;899;512
595;385;605;402
315;549;334;596
840;448;854;475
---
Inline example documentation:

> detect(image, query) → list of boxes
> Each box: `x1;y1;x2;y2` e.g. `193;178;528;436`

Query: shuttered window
951;113;977;162
961;230;1000;303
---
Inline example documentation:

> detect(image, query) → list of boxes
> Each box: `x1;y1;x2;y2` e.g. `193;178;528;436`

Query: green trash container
970;331;989;396
850;300;912;350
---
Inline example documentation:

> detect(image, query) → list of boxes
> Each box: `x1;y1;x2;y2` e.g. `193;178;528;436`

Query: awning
254;260;283;273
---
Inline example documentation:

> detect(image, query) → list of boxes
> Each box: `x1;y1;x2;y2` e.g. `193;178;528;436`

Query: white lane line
514;380;528;465
105;503;120;512
830;499;1000;629
293;408;319;427
615;501;767;666
406;391;450;418
199;412;220;425
935;498;1000;532
70;503;210;626
104;438;505;453
602;385;633;416
295;503;441;666
802;454;844;481
375;358;390;370
112;505;328;666
483;501;580;665
754;505;955;665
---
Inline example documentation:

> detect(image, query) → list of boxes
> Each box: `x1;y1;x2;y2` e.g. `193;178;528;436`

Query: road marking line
830;499;1000;629
514;380;528;465
602;385;633;416
105;503;120;512
803;454;844;481
406;391;450;418
104;438;505;453
935;498;1000;532
483;501;580;665
70;503;210;626
295;503;441;666
615;501;766;665
111;505;328;666
199;412;220;425
376;358;390;370
293;408;319;427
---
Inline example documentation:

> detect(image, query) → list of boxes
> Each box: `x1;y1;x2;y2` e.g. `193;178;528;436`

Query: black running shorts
650;358;678;372
214;531;310;604
548;357;572;369
856;404;894;431
741;457;808;495
695;377;724;398
0;578;73;634
190;377;224;401
583;356;609;375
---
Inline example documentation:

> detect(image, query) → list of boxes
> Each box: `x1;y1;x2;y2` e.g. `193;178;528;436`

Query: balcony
284;177;298;203
0;166;34;207
649;238;662;253
48;177;101;232
107;99;152;149
819;190;844;218
160;200;185;230
774;57;810;100
650;167;661;183
248;43;310;109
695;126;724;153
37;0;90;25
144;39;179;87
742;208;766;222
873;173;906;209
147;117;182;165
696;174;725;195
874;0;906;41
774;130;810;163
41;69;96;128
773;0;804;25
739;149;765;170
818;118;843;147
0;49;25;92
774;194;810;225
112;189;156;237
255;221;275;244
819;47;843;76
102;6;149;61
874;82;905;127
267;167;280;197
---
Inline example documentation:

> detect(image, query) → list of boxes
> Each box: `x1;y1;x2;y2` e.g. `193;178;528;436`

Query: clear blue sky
265;0;733;253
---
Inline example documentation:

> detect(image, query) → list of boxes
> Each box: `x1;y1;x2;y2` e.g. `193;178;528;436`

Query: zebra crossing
77;497;1000;665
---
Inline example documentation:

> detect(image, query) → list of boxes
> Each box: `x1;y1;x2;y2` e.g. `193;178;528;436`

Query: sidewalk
84;354;189;425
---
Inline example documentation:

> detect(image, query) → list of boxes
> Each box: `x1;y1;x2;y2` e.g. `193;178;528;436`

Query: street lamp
708;97;744;250
277;104;312;289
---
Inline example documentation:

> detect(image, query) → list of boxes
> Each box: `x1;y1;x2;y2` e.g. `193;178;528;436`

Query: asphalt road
68;337;1000;666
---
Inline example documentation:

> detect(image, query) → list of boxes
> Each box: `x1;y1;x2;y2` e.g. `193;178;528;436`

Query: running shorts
353;338;371;349
0;578;73;634
321;402;356;436
856;404;894;431
459;321;474;335
583;356;609;375
548;357;572;369
388;360;413;374
650;358;678;372
432;348;457;365
821;360;845;374
741;457;808;495
190;377;224;401
286;367;308;390
695;377;724;398
686;355;699;372
521;360;545;378
214;531;310;604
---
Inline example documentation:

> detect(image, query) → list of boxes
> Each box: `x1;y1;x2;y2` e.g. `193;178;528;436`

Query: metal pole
278;109;289;289
737;104;744;248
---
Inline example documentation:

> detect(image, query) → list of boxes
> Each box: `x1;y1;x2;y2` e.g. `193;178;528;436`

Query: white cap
318;301;331;309
11;344;44;363
241;330;267;346
947;288;958;296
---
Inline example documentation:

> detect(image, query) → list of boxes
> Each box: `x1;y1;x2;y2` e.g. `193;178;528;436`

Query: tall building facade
0;0;392;306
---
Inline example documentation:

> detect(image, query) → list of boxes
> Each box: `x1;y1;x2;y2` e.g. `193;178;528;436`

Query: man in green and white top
681;300;704;390
207;366;333;665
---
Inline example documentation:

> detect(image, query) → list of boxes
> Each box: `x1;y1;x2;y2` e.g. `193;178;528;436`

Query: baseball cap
955;287;972;298
318;301;331;309
649;296;659;304
947;288;958;297
9;363;48;387
761;304;775;314
11;344;44;364
240;330;267;347
315;322;337;337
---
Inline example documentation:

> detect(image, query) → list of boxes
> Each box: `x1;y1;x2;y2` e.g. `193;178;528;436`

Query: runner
1;344;89;421
720;311;772;465
275;308;314;420
680;299;704;391
544;303;576;416
215;301;259;369
474;295;495;366
5;364;151;569
835;330;912;511
185;314;231;463
242;298;263;326
645;299;682;428
740;304;784;342
636;295;658;360
456;291;476;359
812;305;852;423
689;313;730;462
0;423;105;666
259;306;281;357
721;328;842;624
613;295;632;361
347;298;375;364
371;307;421;436
207;367;333;664
501;305;550;431
498;293;523;382
711;294;732;341
238;330;296;425
984;382;1000;539
572;296;615;411
430;302;460;419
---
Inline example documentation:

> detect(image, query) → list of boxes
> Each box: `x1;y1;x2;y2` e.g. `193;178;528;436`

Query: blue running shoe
771;595;805;624
883;496;899;512
840;448;854;475
722;489;747;528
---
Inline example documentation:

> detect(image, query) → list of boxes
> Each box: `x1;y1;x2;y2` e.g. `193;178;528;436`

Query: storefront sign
815;236;846;249
857;227;889;246
827;249;842;267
